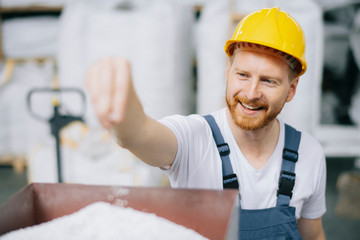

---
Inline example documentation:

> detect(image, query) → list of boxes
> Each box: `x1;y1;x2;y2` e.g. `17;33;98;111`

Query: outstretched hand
85;57;177;167
85;57;134;130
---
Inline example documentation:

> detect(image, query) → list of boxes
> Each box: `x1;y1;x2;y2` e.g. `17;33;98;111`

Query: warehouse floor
0;157;359;239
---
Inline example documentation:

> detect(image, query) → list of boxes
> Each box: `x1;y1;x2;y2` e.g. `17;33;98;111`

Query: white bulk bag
0;61;53;155
2;17;59;58
195;0;231;115
57;0;195;127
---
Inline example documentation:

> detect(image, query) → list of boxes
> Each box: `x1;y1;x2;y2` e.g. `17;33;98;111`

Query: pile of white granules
0;202;209;240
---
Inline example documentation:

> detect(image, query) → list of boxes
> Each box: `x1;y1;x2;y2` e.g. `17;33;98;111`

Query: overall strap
276;124;302;206
204;115;239;190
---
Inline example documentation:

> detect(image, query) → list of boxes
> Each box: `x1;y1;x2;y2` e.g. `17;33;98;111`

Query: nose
245;79;262;100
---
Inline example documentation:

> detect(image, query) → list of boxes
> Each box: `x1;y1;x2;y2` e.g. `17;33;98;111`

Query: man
86;7;326;239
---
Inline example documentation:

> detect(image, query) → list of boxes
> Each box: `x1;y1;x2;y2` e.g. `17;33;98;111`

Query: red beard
226;93;284;131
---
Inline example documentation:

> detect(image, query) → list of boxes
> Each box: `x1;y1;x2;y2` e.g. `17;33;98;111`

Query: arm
85;57;177;167
297;217;326;240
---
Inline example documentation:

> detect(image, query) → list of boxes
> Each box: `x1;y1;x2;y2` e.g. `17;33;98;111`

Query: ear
286;77;299;102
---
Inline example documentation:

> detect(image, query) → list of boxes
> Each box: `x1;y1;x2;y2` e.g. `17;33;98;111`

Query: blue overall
204;115;303;240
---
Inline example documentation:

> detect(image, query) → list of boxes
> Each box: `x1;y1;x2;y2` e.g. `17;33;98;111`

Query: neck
226;108;280;169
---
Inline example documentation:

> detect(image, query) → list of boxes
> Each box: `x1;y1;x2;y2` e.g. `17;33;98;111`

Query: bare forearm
122;115;177;167
298;217;326;240
108;79;147;148
110;104;177;167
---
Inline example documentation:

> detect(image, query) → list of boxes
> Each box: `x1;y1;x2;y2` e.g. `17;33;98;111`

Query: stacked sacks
0;3;61;156
28;0;195;185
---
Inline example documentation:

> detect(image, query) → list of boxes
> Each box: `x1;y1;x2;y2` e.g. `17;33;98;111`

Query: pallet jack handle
27;88;86;183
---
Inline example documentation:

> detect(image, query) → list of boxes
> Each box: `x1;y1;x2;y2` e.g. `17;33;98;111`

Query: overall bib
204;115;303;240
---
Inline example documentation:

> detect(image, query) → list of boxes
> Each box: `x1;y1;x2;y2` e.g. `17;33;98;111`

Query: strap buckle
223;173;239;189
282;148;298;162
217;143;230;157
277;170;296;198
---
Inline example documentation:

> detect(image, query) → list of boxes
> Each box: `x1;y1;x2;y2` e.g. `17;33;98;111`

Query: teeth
241;102;259;110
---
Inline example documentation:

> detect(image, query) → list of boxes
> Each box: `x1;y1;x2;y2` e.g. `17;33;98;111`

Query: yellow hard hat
225;7;307;76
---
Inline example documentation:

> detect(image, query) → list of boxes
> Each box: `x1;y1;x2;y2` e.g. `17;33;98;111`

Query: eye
262;78;272;84
237;72;247;78
260;78;277;86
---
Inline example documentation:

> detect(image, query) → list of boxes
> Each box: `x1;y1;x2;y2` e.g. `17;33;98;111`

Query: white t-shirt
160;108;326;220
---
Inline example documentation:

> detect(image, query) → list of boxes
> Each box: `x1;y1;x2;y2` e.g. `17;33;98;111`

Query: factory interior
0;0;360;239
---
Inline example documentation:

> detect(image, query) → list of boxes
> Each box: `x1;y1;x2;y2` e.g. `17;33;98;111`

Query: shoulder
159;113;208;133
159;108;226;133
298;129;324;160
284;123;326;192
282;122;326;175
282;122;324;159
159;112;212;145
284;124;327;219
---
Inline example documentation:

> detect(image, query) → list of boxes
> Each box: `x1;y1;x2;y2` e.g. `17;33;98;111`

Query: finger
97;58;116;128
109;58;132;123
85;61;100;102
86;58;114;129
85;60;105;127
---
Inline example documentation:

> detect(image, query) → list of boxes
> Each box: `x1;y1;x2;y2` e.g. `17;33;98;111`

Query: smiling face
226;49;299;131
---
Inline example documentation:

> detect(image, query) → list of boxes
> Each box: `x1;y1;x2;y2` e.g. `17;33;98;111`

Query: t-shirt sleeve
159;115;189;176
158;114;209;188
299;141;327;219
